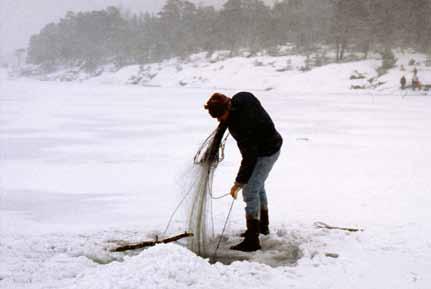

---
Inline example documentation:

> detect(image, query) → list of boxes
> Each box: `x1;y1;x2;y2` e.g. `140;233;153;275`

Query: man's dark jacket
220;92;282;184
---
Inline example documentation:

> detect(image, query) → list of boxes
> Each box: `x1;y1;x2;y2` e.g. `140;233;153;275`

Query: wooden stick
314;222;363;232
111;232;193;252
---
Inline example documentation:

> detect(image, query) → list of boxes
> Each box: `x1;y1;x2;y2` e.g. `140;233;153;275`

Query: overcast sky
1;0;242;56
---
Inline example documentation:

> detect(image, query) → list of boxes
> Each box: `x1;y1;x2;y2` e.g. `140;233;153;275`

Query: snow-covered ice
1;55;431;289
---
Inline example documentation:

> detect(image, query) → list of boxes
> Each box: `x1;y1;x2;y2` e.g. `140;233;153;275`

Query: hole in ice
207;251;250;265
205;235;304;267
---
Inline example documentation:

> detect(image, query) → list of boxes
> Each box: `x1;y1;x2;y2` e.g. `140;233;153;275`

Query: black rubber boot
240;209;270;236
260;209;270;235
231;218;261;252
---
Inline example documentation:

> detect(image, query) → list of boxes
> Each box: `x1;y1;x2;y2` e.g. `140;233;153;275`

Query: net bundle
185;124;228;256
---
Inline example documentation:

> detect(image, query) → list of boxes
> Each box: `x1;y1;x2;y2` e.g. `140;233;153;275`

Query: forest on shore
26;0;431;69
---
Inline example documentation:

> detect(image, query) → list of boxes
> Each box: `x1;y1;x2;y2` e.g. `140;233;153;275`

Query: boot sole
230;245;261;252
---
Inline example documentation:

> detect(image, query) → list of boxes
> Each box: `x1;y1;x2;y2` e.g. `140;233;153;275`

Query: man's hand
230;182;242;199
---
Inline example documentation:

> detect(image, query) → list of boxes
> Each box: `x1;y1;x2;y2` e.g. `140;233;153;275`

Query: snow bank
67;244;293;289
88;65;141;85
18;50;430;95
100;54;380;94
14;49;431;97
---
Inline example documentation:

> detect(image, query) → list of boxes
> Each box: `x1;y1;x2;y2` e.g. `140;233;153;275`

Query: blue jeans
242;150;280;219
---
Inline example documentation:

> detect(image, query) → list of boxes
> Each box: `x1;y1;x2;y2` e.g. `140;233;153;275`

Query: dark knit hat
204;93;230;118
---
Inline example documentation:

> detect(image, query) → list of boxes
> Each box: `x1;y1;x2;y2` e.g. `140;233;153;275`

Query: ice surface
1;53;431;289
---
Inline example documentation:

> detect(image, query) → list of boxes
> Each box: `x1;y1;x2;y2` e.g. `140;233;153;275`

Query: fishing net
185;123;228;256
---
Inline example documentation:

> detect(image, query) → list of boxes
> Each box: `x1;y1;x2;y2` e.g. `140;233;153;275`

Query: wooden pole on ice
111;232;193;252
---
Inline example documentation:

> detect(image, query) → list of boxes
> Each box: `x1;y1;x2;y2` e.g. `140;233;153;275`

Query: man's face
217;110;229;123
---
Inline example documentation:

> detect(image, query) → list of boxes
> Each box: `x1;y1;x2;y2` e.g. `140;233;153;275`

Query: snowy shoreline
11;50;431;96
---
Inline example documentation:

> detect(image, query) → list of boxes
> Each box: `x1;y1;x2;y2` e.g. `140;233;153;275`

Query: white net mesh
185;124;228;256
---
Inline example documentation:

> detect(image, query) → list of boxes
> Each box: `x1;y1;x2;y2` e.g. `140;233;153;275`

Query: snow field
1;55;431;289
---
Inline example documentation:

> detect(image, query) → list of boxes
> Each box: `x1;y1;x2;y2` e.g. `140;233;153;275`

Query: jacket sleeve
235;131;258;184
